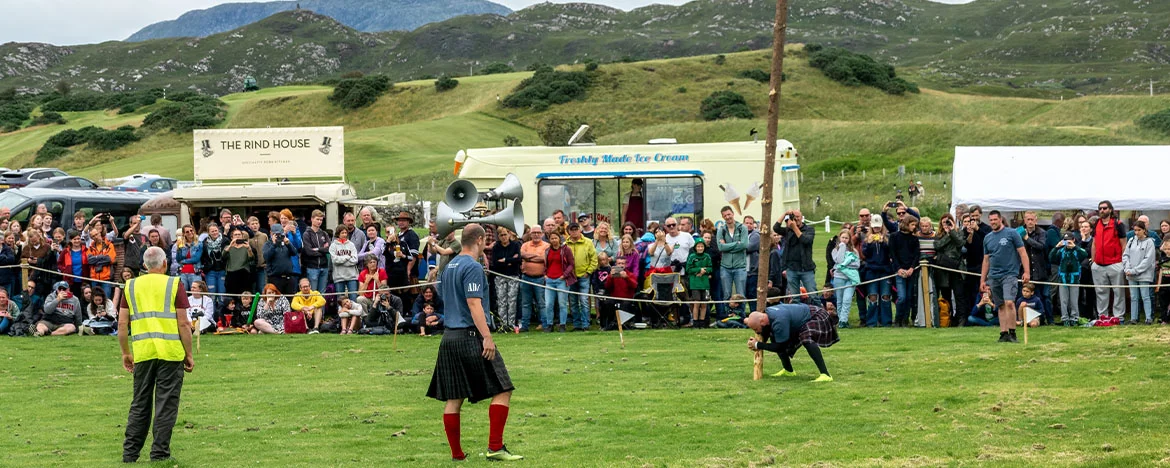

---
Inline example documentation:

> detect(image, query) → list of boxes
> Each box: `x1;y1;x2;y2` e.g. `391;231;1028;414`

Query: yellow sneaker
486;445;524;461
812;374;834;382
771;369;797;378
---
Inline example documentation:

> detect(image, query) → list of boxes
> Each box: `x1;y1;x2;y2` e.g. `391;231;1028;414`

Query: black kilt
427;328;514;403
783;305;840;357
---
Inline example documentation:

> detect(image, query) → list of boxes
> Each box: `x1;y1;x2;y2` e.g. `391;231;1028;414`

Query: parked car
0;188;156;231
24;176;103;190
112;177;178;193
0;168;68;190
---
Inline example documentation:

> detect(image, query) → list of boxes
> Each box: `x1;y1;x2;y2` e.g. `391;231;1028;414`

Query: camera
887;202;898;209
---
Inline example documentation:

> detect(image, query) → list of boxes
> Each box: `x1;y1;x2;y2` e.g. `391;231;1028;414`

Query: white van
454;140;800;228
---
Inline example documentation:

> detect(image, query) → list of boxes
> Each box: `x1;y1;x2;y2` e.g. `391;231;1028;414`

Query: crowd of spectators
2;196;1167;338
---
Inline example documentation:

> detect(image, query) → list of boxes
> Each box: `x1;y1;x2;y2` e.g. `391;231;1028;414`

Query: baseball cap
577;214;589;221
567;222;581;231
869;217;883;229
53;281;70;291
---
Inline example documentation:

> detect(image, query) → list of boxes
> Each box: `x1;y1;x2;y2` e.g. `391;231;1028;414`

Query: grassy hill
3;0;1170;96
2;49;1170;219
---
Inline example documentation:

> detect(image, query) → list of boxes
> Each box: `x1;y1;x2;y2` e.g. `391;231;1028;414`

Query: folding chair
645;272;684;329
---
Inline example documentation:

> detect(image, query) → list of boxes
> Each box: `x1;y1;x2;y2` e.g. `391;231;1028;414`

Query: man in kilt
745;301;838;382
426;224;523;462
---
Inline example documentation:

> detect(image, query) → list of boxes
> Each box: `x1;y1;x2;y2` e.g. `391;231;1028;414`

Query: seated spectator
252;284;290;334
413;302;443;336
1016;282;1043;328
337;297;366;335
0;287;18;335
367;290;405;331
291;278;326;334
217;298;242;331
235;291;256;329
356;256;387;311
411;285;444;318
717;294;748;328
36;281;81;336
80;286;116;336
186;281;216;334
967;292;1001;327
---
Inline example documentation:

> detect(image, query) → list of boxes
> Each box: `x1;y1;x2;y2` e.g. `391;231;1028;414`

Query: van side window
74;201;141;230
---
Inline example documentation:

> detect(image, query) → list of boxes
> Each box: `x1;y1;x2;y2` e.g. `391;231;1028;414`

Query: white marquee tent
951;146;1170;213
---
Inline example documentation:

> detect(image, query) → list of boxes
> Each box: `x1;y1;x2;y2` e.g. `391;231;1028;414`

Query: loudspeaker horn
436;201;525;239
484;173;524;202
443;179;480;213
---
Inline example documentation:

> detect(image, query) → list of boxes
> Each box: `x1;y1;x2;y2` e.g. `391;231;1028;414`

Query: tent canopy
951;146;1170;212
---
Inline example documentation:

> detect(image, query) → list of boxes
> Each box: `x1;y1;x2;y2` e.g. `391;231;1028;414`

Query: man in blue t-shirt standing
979;210;1030;343
426;224;523;462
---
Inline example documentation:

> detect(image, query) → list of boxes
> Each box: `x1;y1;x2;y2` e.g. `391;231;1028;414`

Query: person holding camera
933;213;966;326
35;281;82;336
880;200;920;234
224;228;255;297
776;209;819;305
263;224;299;295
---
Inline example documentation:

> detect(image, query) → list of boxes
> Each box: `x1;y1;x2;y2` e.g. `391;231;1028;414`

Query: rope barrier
4;263;437;298
484;268;908;306
927;262;1154;289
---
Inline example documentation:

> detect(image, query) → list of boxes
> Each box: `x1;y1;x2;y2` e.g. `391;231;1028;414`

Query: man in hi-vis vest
117;246;195;463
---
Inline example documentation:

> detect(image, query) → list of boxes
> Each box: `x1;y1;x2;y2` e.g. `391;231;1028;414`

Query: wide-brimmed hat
393;211;414;222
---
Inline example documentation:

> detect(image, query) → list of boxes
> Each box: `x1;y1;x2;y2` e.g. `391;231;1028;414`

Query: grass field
3;325;1169;467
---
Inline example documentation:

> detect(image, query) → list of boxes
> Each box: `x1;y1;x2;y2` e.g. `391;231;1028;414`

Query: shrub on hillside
700;91;754;121
0;100;35;132
142;92;226;133
434;76;459;92
502;68;590;109
41;89;162;113
809;47;919;95
481;63;515;75
538;116;593;146
36;124;140;163
503;135;520;147
714;54;726;65
736;69;787;84
585;61;599;72
30;111;66;126
1136;109;1170;135
329;74;392;109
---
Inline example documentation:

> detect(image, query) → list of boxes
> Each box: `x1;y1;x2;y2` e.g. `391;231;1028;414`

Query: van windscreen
0;191;30;210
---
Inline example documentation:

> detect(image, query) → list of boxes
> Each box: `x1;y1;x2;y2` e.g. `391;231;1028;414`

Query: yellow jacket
291;291;325;311
565;235;597;278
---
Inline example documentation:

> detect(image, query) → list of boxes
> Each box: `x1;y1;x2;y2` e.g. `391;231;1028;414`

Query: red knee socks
443;413;465;460
488;404;509;451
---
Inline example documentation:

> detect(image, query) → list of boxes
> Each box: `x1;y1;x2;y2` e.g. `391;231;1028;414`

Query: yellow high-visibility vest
127;274;184;363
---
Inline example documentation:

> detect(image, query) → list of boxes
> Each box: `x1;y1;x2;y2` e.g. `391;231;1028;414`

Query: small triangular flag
396;312;406;325
617;310;635;324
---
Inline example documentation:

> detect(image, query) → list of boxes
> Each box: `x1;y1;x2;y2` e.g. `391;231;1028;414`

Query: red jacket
545;245;577;286
604;272;638;299
1093;218;1126;266
57;247;91;284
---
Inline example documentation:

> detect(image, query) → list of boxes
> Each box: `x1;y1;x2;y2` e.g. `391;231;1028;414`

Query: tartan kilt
427;328;514;403
786;305;840;357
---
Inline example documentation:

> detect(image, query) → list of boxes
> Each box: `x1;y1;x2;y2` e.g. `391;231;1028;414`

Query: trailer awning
535;170;703;179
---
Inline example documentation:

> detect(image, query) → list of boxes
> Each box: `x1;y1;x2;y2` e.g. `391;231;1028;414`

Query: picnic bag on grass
284;311;308;334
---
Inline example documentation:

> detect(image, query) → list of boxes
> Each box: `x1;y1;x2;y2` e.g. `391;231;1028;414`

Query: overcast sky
0;0;977;46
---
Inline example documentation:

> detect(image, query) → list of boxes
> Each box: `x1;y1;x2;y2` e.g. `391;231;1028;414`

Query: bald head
745;311;769;332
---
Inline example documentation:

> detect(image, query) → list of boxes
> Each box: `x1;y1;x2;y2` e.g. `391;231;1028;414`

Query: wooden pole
753;0;789;380
615;309;625;349
392;311;400;351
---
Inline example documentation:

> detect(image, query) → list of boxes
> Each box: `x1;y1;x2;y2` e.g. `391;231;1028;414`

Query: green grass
3;326;1168;466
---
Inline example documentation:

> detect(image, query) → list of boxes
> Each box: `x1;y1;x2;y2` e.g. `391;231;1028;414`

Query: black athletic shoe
997;332;1009;343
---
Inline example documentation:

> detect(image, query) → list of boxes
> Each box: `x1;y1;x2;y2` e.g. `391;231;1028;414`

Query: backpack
283;311;308;334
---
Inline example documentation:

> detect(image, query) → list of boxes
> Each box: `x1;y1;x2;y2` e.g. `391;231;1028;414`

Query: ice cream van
453;139;800;230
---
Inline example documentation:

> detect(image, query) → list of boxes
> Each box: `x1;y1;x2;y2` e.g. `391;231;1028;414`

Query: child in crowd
1049;233;1088;326
414;302;443;336
1016;282;1042;328
591;253;612;329
967;292;1000;327
187;281;216;334
717;293;749;328
684;239;713;328
602;256;638;330
337;297;365;335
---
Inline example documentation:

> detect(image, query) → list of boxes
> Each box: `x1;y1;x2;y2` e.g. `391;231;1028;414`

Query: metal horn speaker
484;173;524;202
443;179;480;213
436;201;525;239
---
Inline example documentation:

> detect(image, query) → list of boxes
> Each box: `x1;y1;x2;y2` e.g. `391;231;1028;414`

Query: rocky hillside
126;0;512;41
2;0;1169;96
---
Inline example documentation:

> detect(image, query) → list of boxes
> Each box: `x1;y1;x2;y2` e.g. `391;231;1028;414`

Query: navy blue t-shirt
438;254;491;329
983;227;1024;279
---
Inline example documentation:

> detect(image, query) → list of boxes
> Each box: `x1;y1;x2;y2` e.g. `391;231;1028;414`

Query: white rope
6;263;437;298
927;262;1153;289
484;268;906;305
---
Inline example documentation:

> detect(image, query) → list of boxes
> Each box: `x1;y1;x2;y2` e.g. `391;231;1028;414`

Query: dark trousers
960;271;982;325
270;274;297;296
123;359;185;462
